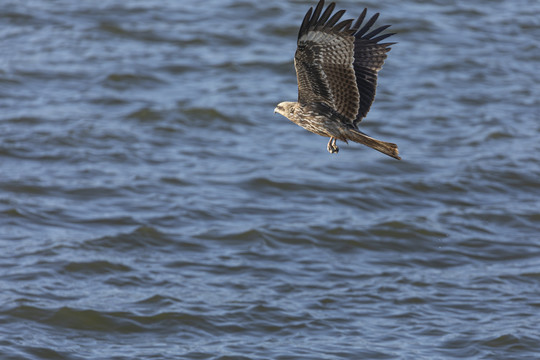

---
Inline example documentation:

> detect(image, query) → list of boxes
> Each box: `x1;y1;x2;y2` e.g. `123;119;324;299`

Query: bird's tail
347;129;401;160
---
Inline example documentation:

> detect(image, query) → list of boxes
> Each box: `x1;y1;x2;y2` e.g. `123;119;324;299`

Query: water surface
1;0;540;359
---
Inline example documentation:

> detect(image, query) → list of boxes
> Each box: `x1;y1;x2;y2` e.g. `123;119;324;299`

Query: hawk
274;0;401;160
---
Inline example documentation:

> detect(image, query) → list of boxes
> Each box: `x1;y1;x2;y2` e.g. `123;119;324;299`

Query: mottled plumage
274;0;401;159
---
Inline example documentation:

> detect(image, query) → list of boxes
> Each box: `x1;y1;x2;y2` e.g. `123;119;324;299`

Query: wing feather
318;2;336;25
351;8;367;33
324;9;346;28
371;33;396;43
355;13;380;37
309;0;325;28
365;24;391;39
298;8;312;42
333;19;354;32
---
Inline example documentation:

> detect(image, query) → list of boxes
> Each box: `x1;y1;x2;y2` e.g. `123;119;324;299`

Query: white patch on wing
300;31;341;46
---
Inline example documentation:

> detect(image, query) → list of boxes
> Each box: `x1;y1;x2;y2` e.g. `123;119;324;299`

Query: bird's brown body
274;0;401;160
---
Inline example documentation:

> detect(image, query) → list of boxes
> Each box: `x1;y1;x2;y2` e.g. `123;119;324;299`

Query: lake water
1;0;539;359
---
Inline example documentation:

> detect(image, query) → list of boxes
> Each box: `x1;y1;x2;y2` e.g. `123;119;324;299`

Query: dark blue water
1;0;540;359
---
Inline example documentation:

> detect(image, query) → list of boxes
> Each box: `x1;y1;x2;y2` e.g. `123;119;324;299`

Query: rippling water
1;0;540;359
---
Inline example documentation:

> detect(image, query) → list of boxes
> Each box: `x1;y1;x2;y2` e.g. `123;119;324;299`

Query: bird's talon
327;144;339;154
327;138;339;154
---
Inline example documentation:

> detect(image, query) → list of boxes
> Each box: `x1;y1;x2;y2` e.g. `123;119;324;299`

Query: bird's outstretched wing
294;0;395;125
295;0;358;121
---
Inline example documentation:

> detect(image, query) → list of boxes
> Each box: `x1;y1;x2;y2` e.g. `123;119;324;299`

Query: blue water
1;0;539;359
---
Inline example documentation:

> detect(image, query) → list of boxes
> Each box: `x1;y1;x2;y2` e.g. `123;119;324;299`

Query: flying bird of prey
274;0;401;160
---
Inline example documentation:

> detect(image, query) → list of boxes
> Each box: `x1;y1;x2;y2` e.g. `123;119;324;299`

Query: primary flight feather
274;0;401;160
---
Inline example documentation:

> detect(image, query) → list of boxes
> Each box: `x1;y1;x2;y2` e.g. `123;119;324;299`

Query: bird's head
274;101;298;119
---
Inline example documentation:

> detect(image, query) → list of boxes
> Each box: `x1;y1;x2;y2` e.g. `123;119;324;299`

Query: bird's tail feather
347;129;401;160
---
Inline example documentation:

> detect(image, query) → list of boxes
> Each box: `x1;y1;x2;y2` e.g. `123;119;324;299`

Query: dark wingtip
333;18;353;32
365;24;391;39
300;1;358;37
355;13;380;37
298;7;313;41
372;33;396;43
308;0;325;28
351;8;367;32
324;9;346;29
318;2;336;26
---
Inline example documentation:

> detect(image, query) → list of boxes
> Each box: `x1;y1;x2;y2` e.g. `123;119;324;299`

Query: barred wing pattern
295;0;395;126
